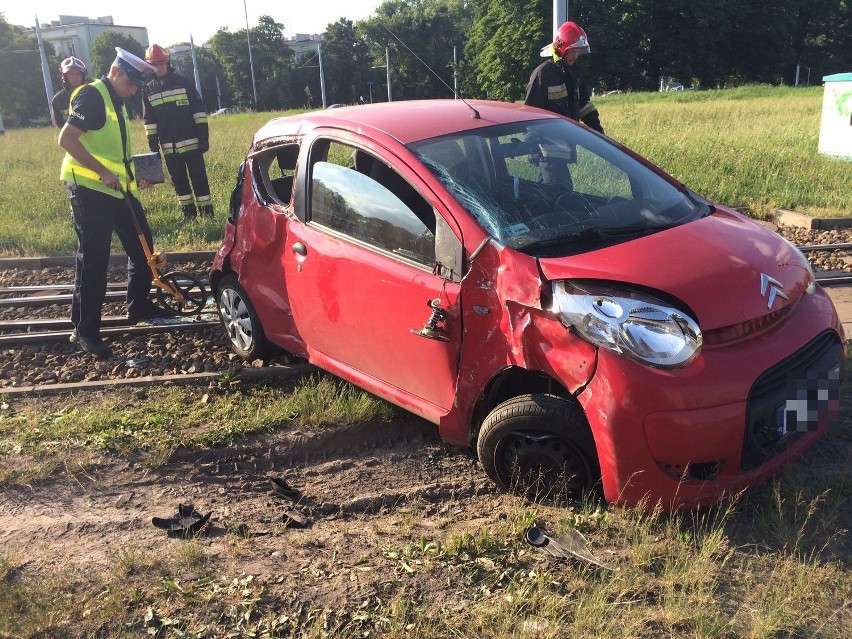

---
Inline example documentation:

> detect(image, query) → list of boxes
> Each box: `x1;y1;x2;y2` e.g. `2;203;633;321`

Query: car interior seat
269;145;299;204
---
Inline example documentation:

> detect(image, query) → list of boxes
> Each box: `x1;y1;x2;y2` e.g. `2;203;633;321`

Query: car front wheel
477;394;599;503
216;273;271;360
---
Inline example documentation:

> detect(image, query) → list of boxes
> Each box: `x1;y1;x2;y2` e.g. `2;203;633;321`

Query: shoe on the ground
75;333;111;359
181;203;198;220
199;204;214;218
128;304;179;324
69;329;79;344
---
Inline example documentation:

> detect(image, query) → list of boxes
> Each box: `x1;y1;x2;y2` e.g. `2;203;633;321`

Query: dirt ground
0;406;504;610
1;377;849;634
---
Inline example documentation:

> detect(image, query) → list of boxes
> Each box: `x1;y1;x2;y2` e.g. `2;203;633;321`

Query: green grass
0;86;849;257
599;85;852;218
0;373;398;485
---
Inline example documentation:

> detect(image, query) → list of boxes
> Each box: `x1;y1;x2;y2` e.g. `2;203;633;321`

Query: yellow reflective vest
60;79;136;198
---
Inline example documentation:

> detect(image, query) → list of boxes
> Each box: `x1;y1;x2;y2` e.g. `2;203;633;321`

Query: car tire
216;273;272;360
477;394;600;503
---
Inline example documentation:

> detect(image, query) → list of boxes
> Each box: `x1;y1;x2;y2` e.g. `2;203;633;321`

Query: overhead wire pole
554;1;569;34
317;42;327;108
386;47;393;102
453;46;458;99
190;34;203;101
243;0;258;109
34;16;55;120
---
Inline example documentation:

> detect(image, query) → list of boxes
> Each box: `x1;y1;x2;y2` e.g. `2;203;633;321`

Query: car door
282;137;463;416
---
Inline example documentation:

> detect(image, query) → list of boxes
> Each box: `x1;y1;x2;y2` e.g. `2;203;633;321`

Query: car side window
251;144;299;207
309;141;436;267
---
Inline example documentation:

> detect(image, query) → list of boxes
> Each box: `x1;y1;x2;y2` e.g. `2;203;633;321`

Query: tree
0;14;59;126
89;31;149;116
359;0;472;101
322;19;373;105
791;0;852;84
90;31;147;76
169;44;228;112
465;0;548;100
209;15;294;111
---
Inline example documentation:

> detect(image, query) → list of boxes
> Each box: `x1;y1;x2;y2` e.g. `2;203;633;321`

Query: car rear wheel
216;273;271;360
477;394;599;503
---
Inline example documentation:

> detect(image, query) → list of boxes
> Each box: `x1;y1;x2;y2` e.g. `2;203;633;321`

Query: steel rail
0;318;220;346
798;243;852;253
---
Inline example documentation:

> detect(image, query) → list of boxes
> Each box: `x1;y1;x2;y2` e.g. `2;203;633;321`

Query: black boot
182;203;198;220
199;204;214;218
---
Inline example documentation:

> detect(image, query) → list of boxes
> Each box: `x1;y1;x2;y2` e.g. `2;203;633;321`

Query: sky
4;1;386;46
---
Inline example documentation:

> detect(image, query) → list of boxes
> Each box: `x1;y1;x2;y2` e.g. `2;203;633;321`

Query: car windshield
408;119;710;255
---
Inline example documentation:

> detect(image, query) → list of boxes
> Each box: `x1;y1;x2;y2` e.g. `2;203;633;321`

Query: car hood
537;208;812;331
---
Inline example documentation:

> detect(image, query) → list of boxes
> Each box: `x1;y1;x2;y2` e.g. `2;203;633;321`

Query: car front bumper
577;290;843;509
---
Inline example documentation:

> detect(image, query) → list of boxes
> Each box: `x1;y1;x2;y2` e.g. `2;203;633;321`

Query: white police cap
114;47;156;87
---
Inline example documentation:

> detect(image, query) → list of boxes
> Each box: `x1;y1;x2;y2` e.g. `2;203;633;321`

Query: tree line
2;0;850;126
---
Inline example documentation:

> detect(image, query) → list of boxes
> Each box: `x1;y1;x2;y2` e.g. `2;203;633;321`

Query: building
287;34;323;66
20;15;149;75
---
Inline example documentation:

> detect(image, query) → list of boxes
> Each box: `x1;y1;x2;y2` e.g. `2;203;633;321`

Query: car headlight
553;281;702;369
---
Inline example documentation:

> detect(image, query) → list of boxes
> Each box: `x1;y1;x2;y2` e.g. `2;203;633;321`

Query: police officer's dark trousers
71;185;154;338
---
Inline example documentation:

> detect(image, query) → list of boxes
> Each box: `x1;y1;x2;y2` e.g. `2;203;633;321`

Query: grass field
0;85;849;257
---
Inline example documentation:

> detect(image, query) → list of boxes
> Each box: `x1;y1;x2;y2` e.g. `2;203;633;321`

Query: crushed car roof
252;99;556;148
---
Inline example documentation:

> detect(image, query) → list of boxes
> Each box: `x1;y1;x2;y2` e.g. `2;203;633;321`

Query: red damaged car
210;100;843;509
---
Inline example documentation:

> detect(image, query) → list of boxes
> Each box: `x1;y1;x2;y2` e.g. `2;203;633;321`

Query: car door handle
292;242;307;257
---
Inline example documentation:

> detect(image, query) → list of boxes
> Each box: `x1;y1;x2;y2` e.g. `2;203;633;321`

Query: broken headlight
553;281;702;369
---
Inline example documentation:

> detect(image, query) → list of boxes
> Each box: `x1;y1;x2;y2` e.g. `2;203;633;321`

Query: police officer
524;21;604;134
58;48;173;359
142;44;213;220
51;56;88;128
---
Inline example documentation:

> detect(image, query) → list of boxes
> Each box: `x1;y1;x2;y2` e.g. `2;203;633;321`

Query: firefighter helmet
145;44;170;64
552;21;591;58
60;56;87;76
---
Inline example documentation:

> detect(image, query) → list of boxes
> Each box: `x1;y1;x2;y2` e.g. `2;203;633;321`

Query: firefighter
524;21;604;134
142;44;213;220
51;56;88;128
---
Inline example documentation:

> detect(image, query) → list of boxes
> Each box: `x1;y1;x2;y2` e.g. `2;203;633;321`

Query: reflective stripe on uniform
579;102;598;118
161;138;201;154
146;87;190;107
547;83;568;101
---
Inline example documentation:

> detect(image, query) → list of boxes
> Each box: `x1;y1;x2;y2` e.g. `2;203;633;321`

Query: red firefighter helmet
145;44;170;64
60;56;87;76
552;21;591;58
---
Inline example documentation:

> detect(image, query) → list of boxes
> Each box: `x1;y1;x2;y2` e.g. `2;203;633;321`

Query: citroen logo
760;274;788;309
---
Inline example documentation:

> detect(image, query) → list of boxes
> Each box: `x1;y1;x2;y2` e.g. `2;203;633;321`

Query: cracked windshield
410;119;710;255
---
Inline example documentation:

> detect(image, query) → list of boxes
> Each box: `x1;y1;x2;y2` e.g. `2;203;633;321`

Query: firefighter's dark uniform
524;59;604;133
524;58;604;187
60;78;156;341
142;69;212;218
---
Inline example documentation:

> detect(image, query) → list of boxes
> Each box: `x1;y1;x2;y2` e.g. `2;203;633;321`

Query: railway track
0;258;297;391
0;237;849;392
0;277;219;347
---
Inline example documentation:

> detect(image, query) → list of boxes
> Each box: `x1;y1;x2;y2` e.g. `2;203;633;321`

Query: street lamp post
367;80;373;103
243;0;258;109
